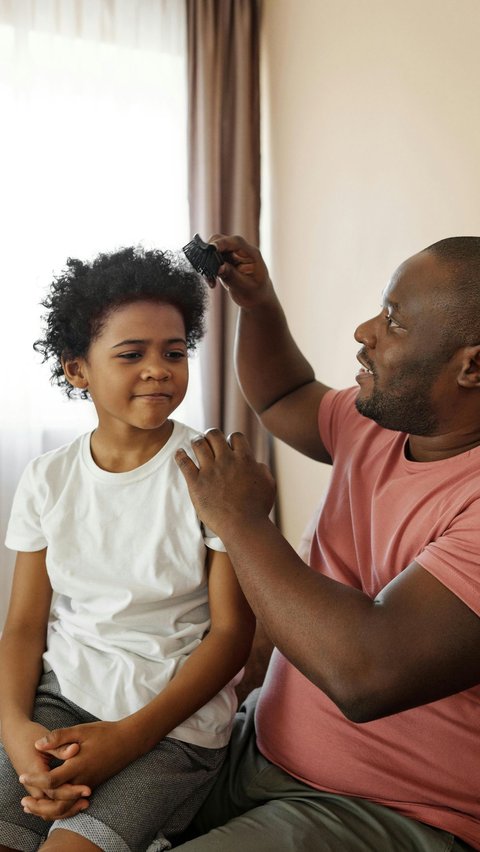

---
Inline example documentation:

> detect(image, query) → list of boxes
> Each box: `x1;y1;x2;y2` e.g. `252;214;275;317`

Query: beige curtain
186;0;268;462
0;0;188;632
186;0;272;699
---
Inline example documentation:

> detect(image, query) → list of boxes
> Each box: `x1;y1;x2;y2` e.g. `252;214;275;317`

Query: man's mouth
356;351;375;375
355;351;376;386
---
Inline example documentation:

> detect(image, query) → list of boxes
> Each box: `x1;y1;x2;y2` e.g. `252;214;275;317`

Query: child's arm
0;550;90;819
22;549;256;797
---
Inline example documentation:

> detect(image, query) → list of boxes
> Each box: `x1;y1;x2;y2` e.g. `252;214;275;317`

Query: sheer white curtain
0;0;204;628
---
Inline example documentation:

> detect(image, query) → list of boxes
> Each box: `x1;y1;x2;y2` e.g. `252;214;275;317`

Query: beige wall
260;0;480;549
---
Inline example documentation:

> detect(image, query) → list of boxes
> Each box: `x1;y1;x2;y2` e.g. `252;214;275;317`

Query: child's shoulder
170;419;201;441
26;432;89;478
169;420;206;457
169;418;208;447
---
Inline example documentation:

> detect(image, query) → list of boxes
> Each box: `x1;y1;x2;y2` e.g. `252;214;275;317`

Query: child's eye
166;350;186;360
118;352;142;360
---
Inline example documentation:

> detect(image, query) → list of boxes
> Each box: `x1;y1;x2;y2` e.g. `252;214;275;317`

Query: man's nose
354;315;378;348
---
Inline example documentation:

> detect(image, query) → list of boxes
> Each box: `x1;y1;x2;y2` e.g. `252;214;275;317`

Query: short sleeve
416;500;480;618
318;387;360;460
202;525;226;552
178;427;226;553
4;460;47;552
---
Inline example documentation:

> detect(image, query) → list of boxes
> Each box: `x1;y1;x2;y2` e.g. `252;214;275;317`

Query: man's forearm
215;510;480;725
216;516;376;715
235;296;316;416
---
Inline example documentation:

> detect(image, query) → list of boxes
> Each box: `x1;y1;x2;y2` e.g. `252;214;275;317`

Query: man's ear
62;356;89;390
457;345;480;388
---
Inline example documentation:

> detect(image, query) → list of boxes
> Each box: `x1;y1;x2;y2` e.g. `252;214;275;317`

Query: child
0;247;255;852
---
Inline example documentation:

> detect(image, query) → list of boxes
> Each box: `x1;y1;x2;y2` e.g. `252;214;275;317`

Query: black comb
182;234;225;278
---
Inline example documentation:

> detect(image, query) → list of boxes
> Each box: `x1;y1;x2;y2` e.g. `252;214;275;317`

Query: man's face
354;251;459;435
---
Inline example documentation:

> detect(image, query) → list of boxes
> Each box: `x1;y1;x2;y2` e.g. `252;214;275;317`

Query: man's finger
226;431;252;454
175;434;220;483
208;234;250;254
174;448;199;483
200;428;236;458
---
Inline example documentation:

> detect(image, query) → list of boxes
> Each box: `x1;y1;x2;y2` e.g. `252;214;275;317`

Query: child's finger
35;727;82;751
21;794;89;820
36;742;80;760
41;783;91;801
19;761;78;791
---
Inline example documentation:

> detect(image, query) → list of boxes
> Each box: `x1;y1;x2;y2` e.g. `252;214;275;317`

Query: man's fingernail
19;775;26;783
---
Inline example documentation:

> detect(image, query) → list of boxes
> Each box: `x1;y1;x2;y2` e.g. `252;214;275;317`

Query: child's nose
140;359;171;381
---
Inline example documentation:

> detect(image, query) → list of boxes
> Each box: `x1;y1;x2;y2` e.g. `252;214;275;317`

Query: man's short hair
423;236;480;349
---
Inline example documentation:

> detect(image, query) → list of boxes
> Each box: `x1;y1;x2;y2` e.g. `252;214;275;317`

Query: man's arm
175;431;480;723
210;234;332;462
22;549;256;801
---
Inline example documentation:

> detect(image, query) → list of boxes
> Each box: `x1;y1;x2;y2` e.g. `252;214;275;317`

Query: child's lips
134;392;173;401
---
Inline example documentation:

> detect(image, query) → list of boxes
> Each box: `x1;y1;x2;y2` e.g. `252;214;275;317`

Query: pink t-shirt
256;387;480;848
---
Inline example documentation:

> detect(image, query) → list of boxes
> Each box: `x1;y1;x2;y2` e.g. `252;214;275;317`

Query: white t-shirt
5;421;240;748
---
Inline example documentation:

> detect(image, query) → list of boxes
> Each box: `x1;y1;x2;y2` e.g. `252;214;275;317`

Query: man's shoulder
319;386;389;457
320;386;358;417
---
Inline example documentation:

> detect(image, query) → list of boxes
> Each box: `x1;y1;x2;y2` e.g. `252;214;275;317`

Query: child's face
71;300;189;435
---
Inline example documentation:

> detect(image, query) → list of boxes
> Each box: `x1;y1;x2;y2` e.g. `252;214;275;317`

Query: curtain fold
186;0;268;462
186;0;272;699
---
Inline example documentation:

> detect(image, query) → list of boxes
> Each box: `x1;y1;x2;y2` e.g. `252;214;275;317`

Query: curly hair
34;246;208;397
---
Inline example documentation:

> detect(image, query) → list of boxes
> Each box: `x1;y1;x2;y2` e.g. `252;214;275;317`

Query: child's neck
90;421;174;472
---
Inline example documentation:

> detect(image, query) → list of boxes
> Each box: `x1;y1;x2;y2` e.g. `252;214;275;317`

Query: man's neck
407;430;480;462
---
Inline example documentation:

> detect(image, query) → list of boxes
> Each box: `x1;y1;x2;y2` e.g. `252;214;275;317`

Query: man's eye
385;314;399;328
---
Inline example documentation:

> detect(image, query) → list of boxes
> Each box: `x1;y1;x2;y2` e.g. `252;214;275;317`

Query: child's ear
62;357;89;390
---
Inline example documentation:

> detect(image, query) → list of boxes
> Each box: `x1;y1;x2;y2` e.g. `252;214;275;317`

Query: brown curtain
186;0;272;698
186;0;268;462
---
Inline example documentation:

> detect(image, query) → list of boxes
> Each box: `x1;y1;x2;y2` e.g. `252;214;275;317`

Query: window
0;1;203;626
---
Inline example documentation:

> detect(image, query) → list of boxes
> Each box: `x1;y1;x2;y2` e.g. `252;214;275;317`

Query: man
173;236;480;851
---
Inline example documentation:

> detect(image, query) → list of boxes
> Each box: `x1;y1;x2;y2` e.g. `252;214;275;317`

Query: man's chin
354;395;398;431
354;394;375;420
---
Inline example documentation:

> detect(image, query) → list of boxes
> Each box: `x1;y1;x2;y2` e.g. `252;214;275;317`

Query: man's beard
355;362;441;436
